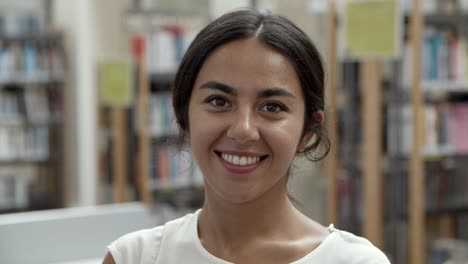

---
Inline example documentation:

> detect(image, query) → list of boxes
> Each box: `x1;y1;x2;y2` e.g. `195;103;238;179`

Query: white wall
210;0;250;17
94;0;132;57
53;0;98;207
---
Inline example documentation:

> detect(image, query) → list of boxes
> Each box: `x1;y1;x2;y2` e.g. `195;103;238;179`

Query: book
149;143;199;190
0;165;35;210
387;101;468;157
24;87;50;123
149;92;178;137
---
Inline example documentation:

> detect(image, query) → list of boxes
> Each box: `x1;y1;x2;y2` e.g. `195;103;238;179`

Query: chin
209;184;265;205
222;194;256;204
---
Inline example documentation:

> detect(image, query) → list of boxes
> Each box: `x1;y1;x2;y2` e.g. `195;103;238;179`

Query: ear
313;110;325;125
298;110;325;152
298;132;313;152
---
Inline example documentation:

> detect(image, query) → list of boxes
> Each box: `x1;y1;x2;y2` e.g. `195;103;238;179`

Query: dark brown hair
172;9;330;161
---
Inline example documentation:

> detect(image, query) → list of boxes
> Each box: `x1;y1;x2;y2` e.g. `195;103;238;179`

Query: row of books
402;27;468;91
337;165;362;235
426;157;468;212
0;8;45;37
386;102;468;156
148;144;204;190
384;163;409;218
0;166;35;210
149;92;178;137
457;213;468;240
384;221;468;264
384;219;408;264
0;88;53;124
383;158;468;216
0;37;64;82
135;23;199;74
0;125;49;161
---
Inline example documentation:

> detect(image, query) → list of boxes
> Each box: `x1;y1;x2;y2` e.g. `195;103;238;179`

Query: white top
107;210;390;263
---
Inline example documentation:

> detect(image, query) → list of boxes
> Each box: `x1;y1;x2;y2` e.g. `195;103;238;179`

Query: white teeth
220;153;261;166
239;156;246;166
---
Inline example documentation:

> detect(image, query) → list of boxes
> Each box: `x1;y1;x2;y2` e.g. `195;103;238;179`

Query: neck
198;177;304;248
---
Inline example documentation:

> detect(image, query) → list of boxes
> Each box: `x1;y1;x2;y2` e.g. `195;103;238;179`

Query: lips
215;150;268;174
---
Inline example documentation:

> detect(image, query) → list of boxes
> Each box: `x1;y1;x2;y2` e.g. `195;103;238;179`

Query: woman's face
188;37;311;204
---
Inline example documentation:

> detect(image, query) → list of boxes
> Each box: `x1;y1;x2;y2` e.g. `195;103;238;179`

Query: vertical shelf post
325;0;339;226
135;37;153;205
409;0;425;263
361;60;383;247
111;108;128;203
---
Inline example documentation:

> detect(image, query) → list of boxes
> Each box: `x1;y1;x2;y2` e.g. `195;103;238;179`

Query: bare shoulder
102;252;116;264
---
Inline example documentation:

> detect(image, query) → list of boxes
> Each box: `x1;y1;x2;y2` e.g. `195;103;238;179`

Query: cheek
188;109;225;151
261;118;304;158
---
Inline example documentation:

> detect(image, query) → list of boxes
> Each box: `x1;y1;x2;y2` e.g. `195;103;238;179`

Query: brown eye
260;102;286;113
206;96;231;108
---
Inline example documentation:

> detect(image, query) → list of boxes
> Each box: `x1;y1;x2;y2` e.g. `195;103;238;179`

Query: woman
104;9;390;264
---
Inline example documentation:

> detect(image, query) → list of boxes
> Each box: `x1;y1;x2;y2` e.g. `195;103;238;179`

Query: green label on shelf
345;0;401;59
99;61;133;106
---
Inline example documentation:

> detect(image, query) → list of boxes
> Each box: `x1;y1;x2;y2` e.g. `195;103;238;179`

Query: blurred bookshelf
97;4;208;213
329;1;468;263
0;3;68;214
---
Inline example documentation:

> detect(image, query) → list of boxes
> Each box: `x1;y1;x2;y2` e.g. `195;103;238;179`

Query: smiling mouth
215;151;268;166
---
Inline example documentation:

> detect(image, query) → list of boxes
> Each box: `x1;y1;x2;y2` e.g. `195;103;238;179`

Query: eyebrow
200;81;236;95
199;81;296;99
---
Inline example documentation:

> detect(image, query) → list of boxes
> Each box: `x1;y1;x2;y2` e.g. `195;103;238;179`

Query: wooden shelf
149;72;176;84
125;7;201;17
0;32;63;42
385;206;468;220
385;152;468;161
0;117;62;127
426;205;468;215
385;85;468;104
0;159;53;165
424;12;468;25
124;8;206;32
421;82;468;97
0;73;65;85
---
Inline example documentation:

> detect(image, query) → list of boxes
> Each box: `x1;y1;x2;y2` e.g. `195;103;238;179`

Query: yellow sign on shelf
99;61;133;106
345;0;401;59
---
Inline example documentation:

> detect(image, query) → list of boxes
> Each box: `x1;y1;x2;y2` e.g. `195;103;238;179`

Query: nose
226;109;260;144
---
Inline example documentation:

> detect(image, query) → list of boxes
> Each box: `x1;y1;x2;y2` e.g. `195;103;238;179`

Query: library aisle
1;0;468;264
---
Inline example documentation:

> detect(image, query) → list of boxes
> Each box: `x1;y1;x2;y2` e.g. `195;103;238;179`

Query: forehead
193;38;302;96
